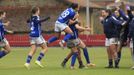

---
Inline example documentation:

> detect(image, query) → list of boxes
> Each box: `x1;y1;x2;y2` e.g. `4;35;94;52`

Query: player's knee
70;33;74;36
72;48;78;53
5;48;11;54
42;46;48;52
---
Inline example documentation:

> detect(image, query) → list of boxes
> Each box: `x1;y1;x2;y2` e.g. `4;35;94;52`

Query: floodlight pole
86;0;91;34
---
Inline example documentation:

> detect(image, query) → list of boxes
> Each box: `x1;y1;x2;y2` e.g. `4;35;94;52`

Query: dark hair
31;6;39;15
69;3;78;9
27;7;39;23
103;9;112;16
0;10;5;16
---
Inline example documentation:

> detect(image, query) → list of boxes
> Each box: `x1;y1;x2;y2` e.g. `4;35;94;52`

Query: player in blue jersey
24;7;50;69
0;10;13;59
61;19;95;69
47;3;79;48
60;16;95;69
65;23;90;69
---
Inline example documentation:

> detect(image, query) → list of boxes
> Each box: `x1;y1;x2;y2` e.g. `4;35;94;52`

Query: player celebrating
0;10;13;59
63;23;91;69
127;6;134;69
61;21;95;69
47;3;79;47
100;9;127;68
24;7;50;69
114;7;129;68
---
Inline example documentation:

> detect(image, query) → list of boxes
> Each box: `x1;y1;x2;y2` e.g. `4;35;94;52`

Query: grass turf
0;47;134;75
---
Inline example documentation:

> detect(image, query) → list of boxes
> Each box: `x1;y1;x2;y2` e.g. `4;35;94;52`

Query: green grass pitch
0;47;134;75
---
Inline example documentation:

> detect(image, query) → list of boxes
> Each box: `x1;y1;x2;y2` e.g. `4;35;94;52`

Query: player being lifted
0;10;13;59
47;3;79;48
24;7;50;69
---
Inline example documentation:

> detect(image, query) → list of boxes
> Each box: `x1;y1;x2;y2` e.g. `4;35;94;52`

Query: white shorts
30;35;46;45
117;41;120;45
67;38;80;48
117;38;121;45
105;38;118;46
54;21;68;32
130;39;133;48
0;38;9;47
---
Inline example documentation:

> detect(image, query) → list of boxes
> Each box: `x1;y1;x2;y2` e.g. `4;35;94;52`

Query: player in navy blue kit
24;7;50;69
65;23;90;69
113;7;129;68
61;19;95;69
100;9;127;68
47;3;79;48
0;10;13;59
115;7;129;68
60;16;95;69
126;6;134;69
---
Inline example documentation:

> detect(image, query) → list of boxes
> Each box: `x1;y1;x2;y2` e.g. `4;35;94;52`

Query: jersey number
61;10;70;18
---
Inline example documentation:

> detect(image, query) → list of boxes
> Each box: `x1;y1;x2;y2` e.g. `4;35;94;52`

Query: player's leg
61;48;84;69
24;44;37;69
105;38;113;68
110;44;118;68
62;26;73;42
61;51;73;68
35;43;47;68
24;37;38;69
77;48;85;69
0;38;11;58
78;39;95;67
70;47;79;69
61;39;76;68
117;40;123;67
109;38;119;68
35;36;48;68
48;22;73;46
132;34;134;69
129;39;134;69
117;33;127;66
106;46;113;68
59;24;74;48
47;21;63;44
47;32;61;44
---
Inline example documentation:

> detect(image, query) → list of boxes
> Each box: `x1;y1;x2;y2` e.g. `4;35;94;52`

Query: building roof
67;0;134;9
107;1;134;7
66;0;102;8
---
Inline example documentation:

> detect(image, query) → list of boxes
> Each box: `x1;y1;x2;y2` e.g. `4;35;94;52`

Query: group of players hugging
0;2;134;70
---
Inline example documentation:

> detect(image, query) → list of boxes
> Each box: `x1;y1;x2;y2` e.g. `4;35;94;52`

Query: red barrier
5;34;105;47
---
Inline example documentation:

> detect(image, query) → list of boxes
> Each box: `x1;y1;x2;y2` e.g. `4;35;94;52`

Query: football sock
0;50;7;58
48;36;58;44
83;47;90;64
71;52;78;66
37;52;44;61
26;55;32;63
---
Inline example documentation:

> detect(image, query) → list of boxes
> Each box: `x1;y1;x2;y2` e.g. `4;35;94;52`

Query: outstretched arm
3;21;10;26
39;16;50;23
4;29;14;34
75;24;91;32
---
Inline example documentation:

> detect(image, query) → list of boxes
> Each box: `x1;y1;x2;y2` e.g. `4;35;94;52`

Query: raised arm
111;16;126;26
118;9;129;21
